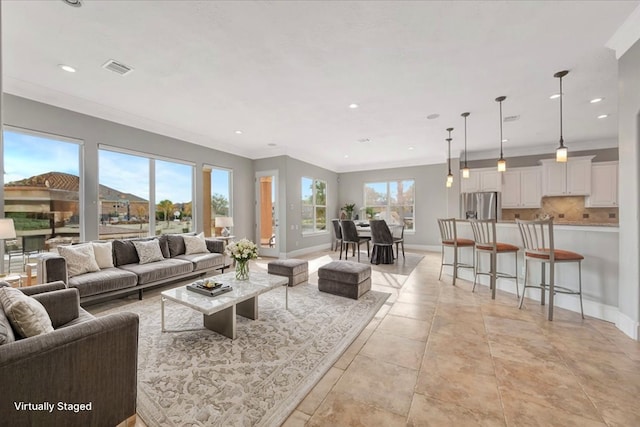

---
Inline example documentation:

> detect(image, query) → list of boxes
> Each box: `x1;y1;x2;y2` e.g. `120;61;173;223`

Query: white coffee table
161;271;288;339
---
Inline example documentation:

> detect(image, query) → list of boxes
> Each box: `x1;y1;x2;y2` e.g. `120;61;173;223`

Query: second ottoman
318;261;372;299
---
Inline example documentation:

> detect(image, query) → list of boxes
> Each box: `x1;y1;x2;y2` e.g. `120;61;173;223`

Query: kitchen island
453;220;619;322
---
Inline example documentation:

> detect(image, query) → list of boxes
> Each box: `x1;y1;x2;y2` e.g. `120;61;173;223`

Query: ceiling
2;1;638;173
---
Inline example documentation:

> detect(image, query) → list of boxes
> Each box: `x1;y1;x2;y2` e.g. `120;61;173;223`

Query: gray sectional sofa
0;281;139;426
39;234;226;304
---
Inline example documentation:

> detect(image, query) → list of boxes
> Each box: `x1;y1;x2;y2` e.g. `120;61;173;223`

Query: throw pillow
132;239;165;264
183;232;208;255
58;244;101;277
0;305;16;345
0;287;54;339
92;241;114;269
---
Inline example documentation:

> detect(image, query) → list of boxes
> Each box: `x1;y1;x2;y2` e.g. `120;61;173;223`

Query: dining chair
331;219;343;252
340;220;370;262
369;220;394;265
437;218;475;286
516;218;584;320
393;224;405;259
469;219;519;299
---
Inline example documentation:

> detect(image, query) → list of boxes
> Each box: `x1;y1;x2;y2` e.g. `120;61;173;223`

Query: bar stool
516;218;584;320
469;219;519;300
437;218;475;286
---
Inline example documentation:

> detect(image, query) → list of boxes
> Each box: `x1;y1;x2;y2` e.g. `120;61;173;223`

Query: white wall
617;37;640;339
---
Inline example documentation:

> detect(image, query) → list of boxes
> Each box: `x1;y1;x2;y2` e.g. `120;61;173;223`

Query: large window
364;180;415;231
204;166;232;236
98;148;194;239
3;129;82;256
302;177;327;233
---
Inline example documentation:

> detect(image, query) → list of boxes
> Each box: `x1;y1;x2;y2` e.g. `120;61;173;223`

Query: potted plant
343;203;356;220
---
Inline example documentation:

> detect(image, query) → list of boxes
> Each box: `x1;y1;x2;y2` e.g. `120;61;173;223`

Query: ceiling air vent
503;115;520;123
102;59;134;76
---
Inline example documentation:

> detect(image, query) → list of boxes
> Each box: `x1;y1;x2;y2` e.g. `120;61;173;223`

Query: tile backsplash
501;196;618;224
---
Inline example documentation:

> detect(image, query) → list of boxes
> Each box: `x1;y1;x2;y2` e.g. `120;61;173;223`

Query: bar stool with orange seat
437;218;475;286
469;219;519;300
516;218;584;320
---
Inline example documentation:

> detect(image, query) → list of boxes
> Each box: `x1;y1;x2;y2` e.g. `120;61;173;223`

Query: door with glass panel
255;170;279;257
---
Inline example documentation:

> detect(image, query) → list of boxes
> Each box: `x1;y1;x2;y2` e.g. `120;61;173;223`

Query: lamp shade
215;217;234;228
0;219;16;240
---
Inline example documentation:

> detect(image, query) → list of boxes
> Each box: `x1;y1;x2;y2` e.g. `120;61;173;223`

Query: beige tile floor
114;250;640;427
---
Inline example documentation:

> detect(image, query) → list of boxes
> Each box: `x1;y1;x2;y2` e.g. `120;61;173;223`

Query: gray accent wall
338;163;450;248
2;94;255;241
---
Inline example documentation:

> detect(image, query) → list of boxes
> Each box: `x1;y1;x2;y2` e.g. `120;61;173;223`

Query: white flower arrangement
226;238;259;262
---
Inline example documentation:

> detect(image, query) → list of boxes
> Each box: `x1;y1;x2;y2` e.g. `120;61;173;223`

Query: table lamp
0;218;17;276
215;217;234;237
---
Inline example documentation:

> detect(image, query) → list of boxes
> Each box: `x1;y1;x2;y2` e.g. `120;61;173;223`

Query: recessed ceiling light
597;114;609;119
549;93;561;99
590;98;603;103
235;130;243;134
60;0;82;7
408;146;414;150
59;64;76;73
349;103;359;109
502;139;508;143
344;155;349;158
427;114;440;120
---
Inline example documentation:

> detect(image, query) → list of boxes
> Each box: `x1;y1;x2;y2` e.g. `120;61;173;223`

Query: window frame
363;178;415;232
301;176;328;235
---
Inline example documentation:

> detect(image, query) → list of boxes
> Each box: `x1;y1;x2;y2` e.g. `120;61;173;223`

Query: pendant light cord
464;115;468;167
499;100;504;158
559;75;564;145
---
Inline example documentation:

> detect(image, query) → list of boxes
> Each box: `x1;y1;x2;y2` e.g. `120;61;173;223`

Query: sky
3;130;229;204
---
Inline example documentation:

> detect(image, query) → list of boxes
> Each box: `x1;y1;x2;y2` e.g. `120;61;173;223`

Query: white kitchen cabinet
586;162;618;207
460;168;502;193
501;167;541;208
540;156;594;196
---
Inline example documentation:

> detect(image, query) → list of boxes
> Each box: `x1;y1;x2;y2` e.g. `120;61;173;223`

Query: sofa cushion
167;234;188;257
68;268;138;298
175;252;224;272
158;234;170;258
119;259;193;285
57;243;101;277
113;239;140;267
0;305;16;345
132;239;165;264
0;287;54;338
92;241;114;269
184;232;208;255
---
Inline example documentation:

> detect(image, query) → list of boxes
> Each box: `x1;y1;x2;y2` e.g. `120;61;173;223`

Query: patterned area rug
102;278;391;426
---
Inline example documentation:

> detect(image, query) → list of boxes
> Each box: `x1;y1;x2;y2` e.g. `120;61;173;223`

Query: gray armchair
0;281;139;426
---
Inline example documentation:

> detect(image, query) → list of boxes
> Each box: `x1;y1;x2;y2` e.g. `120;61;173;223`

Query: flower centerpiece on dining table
226;238;259;280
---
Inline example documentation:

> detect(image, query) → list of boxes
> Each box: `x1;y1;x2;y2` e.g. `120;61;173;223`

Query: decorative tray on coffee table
186;280;232;297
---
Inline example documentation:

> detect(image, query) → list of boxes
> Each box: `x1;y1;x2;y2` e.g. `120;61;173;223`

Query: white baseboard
405;244;441;252
616;312;640;340
285;243;332;259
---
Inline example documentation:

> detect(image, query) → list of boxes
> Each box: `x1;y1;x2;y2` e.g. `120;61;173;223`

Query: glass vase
235;259;249;280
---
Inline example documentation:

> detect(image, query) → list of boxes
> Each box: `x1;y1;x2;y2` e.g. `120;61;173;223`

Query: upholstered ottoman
268;259;309;287
318;261;372;299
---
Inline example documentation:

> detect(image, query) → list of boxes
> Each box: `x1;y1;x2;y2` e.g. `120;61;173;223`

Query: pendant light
461;112;470;178
446;127;454;188
496;96;507;172
555;70;569;162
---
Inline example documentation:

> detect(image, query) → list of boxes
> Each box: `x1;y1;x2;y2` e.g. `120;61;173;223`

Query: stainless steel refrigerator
460;192;501;220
